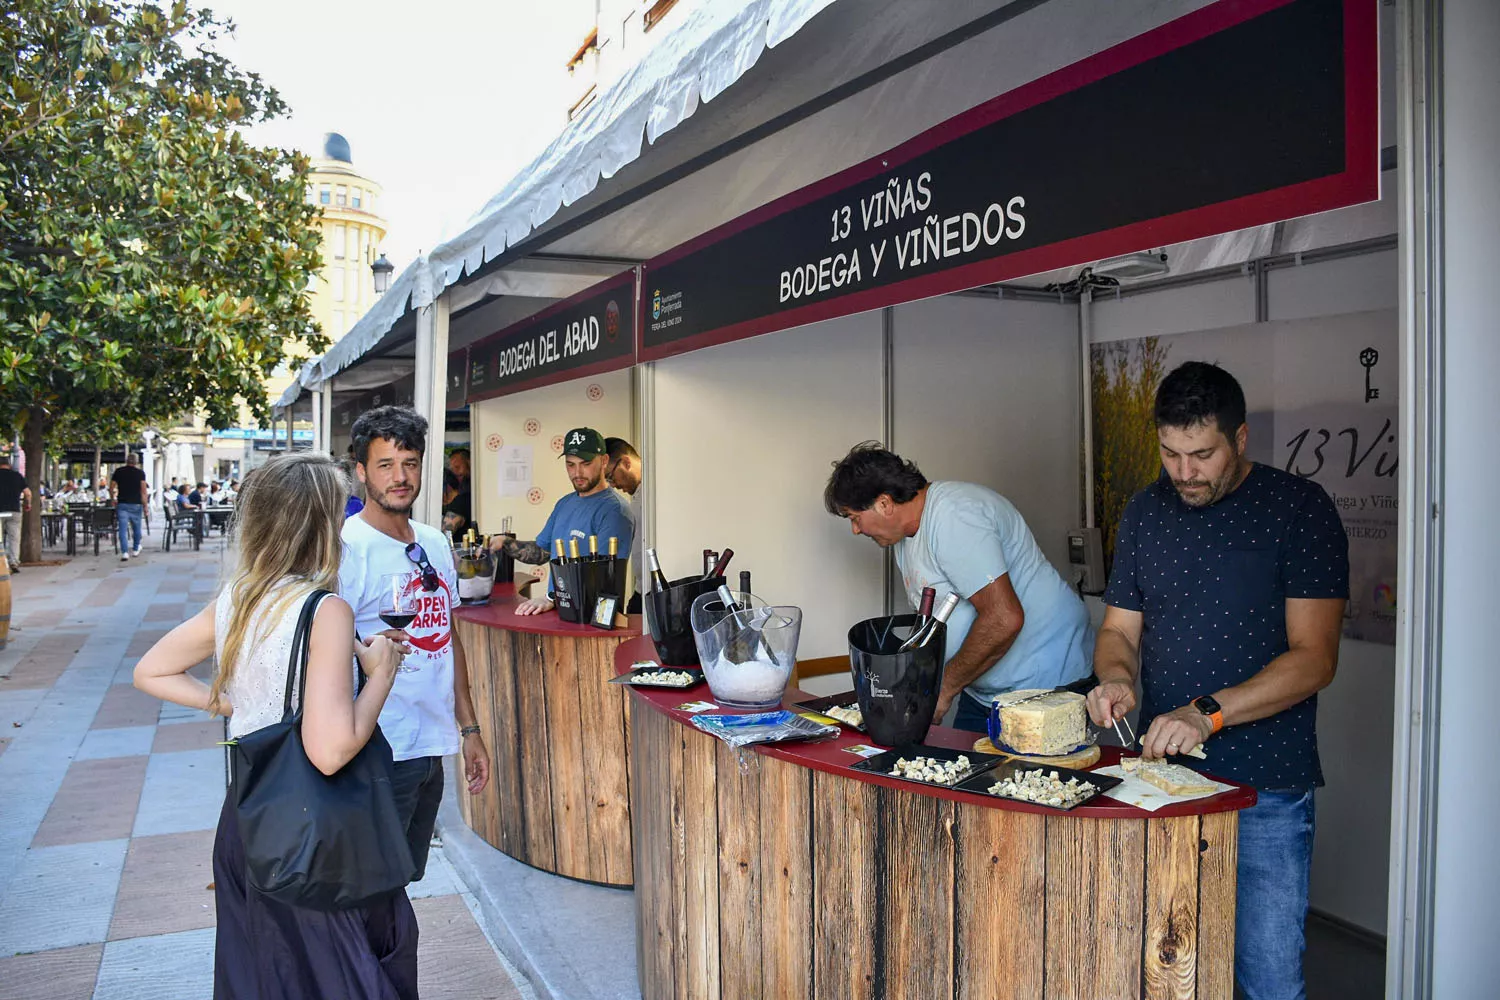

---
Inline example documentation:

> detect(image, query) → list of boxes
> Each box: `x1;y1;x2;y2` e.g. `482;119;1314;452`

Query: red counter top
453;582;643;639
614;634;1255;820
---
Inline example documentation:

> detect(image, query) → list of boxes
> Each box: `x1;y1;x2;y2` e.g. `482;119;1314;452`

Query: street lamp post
371;254;394;296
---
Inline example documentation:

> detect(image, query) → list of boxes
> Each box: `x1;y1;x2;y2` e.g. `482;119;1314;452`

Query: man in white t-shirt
338;405;490;879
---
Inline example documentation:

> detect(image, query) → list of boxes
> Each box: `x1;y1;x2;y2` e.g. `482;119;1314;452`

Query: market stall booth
614;1;1380;995
264;0;1439;992
454;270;642;885
454;588;640;888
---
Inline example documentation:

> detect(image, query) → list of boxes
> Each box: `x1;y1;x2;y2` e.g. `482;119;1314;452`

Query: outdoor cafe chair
90;506;118;556
161;501;199;552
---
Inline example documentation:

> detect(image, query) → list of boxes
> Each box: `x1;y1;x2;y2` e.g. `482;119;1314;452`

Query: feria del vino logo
605;300;620;340
652;289;661;320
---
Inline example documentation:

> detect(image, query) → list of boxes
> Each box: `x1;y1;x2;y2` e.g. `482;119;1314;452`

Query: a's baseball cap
560;427;606;459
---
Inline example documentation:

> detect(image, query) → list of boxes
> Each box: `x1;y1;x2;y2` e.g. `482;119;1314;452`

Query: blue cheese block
996;690;1087;755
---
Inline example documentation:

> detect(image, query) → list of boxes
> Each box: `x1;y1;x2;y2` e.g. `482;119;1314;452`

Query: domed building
305;132;388;340
210;132;391;477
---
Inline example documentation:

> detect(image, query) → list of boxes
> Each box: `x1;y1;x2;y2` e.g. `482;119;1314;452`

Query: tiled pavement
0;538;534;999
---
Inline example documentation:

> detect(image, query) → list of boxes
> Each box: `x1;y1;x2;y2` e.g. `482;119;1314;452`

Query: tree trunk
19;407;47;565
93;444;102;494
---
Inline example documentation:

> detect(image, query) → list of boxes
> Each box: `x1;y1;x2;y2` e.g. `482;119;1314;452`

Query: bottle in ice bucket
690;586;801;711
455;534;495;605
897;592;959;652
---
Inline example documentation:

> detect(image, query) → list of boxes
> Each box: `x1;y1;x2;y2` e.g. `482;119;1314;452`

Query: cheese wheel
997;691;1087;756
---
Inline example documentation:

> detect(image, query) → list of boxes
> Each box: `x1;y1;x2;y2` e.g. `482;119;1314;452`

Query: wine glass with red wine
379;573;419;673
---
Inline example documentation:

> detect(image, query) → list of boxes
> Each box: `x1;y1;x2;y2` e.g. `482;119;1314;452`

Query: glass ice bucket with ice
689;591;801;711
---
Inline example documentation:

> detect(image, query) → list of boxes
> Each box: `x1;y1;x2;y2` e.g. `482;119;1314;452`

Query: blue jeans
1236;788;1315;1000
951;691;990;732
116;503;143;553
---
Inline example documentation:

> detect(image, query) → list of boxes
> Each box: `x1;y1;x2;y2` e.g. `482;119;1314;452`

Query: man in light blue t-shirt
493;426;634;615
825;443;1092;731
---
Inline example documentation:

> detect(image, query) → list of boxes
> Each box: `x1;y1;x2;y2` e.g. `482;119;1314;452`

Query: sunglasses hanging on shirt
404;542;441;592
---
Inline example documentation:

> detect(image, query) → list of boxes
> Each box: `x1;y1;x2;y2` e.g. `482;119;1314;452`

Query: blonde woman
134;453;417;1000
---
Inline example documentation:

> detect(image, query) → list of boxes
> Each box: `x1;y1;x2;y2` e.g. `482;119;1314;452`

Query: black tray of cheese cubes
791;692;866;732
849;744;1000;790
609;666;705;689
953;759;1123;811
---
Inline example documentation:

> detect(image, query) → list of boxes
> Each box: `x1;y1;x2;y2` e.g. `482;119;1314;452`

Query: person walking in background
341;406;491;883
132;453;417;999
110;453;149;561
0;454;29;573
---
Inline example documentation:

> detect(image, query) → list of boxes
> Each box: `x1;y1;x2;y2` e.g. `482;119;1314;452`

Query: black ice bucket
848;614;948;747
493;533;516;586
645;574;726;666
551;556;628;624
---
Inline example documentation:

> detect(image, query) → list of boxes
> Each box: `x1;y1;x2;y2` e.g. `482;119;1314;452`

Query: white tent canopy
277;0;1394;411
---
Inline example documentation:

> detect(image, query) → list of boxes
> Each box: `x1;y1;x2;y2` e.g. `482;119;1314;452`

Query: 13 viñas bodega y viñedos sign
639;0;1377;362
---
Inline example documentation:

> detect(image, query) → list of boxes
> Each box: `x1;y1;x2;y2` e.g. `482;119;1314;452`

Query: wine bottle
588;534;598;558
897;593;960;653
702;549;717;576
917;586;936;619
568;538;580;562
739;570;751;596
553;538;566;562
646;548;670;592
715;583;742;614
706;548;734;580
608;536;619;557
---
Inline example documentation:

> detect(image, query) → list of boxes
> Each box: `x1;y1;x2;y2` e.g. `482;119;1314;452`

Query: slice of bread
1136;762;1218;796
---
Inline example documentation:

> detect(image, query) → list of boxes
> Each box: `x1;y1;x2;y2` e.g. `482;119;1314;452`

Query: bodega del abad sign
467;270;636;402
639;0;1377;362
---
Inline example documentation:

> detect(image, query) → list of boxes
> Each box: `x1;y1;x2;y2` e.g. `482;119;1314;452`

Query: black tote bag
229;589;416;910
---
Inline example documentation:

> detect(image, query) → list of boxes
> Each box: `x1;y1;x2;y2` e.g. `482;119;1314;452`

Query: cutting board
971;737;1101;770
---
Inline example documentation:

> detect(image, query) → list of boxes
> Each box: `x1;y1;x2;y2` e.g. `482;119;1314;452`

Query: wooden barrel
0;551;11;650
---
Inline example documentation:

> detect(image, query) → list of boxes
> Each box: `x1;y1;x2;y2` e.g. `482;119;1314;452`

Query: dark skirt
212;792;419;1000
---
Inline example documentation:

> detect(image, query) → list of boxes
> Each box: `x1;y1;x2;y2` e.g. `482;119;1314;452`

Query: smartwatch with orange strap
1193;695;1224;734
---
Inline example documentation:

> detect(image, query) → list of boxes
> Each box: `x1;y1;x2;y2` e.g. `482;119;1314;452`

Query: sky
209;0;596;271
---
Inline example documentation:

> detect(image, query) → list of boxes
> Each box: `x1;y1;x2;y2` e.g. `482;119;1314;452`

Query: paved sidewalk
0;540;533;1000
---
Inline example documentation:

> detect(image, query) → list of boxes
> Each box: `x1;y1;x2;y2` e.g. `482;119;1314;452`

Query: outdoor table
453;584;640;888
614;632;1258;1000
196;506;234;538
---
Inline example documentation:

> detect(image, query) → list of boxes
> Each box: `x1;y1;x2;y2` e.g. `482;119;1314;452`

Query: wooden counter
453;585;643;888
617;634;1258;1000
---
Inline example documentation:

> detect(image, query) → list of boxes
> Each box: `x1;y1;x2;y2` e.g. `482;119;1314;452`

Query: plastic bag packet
689;710;839;749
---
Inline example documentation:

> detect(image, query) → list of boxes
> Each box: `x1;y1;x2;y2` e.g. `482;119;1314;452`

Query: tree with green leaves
0;0;325;563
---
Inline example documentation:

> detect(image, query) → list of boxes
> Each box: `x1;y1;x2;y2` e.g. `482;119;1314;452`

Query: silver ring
1168;742;1181;749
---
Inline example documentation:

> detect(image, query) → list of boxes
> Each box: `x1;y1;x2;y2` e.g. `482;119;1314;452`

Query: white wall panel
1091;275;1256;344
892;294;1081;582
1267;249;1398;322
652;314;885;659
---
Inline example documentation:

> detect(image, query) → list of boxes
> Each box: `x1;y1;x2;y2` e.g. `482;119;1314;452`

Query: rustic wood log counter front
453;584;641;888
615;634;1259;1000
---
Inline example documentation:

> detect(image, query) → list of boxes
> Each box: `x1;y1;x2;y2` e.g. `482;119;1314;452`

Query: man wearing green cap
493;427;634;615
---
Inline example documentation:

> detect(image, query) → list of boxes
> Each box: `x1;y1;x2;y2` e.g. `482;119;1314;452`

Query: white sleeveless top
215;580;342;739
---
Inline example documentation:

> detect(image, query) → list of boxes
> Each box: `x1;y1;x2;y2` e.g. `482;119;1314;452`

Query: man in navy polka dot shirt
1087;361;1348;1000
